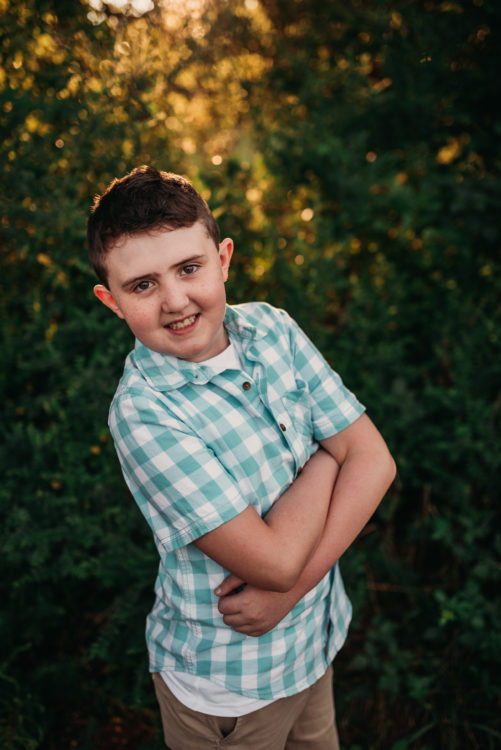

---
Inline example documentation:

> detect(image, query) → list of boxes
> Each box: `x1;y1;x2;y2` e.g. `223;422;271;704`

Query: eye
133;280;153;292
181;264;199;276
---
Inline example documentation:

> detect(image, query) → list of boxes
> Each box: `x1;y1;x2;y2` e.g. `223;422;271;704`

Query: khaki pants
152;665;340;750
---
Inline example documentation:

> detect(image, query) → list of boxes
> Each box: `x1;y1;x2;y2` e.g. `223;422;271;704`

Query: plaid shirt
109;302;365;699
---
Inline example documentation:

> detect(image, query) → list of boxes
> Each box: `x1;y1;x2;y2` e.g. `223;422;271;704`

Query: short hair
87;165;220;286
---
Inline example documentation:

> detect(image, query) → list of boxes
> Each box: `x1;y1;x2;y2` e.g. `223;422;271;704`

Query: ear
218;238;234;282
93;284;125;319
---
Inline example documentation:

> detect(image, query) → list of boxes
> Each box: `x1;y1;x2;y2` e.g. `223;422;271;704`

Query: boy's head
88;166;233;363
87;165;220;287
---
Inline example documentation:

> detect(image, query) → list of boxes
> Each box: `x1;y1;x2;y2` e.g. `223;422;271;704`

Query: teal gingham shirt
109;302;365;699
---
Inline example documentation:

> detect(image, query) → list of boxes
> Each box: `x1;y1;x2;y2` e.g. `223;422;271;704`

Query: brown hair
87;165;220;286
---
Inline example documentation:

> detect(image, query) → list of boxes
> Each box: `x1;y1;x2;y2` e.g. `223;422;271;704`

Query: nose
160;280;189;314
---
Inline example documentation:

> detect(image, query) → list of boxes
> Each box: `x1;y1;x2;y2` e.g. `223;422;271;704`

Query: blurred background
1;1;500;748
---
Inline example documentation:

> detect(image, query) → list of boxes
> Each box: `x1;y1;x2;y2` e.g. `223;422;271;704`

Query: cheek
123;304;156;330
201;279;227;312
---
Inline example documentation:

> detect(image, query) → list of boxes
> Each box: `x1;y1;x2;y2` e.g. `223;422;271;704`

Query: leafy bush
1;1;500;748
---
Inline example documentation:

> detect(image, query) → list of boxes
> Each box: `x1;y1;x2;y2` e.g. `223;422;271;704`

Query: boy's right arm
193;448;337;592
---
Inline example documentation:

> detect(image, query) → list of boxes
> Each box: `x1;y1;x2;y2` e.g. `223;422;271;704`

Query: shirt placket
242;340;306;473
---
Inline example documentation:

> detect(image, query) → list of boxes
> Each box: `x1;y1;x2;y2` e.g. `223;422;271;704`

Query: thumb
215;574;246;597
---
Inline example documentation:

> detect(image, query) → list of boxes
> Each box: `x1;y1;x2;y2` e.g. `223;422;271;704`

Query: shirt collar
130;304;267;392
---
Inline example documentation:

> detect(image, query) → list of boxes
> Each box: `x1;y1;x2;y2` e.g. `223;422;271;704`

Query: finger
230;624;265;637
218;596;242;615
215;574;245;597
222;613;251;628
229;623;256;635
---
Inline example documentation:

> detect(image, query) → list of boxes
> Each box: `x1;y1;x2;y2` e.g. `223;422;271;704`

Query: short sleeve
109;390;249;552
284;313;366;440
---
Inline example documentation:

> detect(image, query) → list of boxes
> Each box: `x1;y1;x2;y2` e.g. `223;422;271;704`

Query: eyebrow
121;254;206;289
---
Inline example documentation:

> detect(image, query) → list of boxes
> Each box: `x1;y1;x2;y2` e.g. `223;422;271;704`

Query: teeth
168;314;197;330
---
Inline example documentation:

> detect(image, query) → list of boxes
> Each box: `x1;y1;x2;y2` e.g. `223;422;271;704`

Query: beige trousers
152;665;340;750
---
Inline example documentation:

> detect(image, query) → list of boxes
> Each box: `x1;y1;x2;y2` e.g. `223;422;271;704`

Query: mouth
165;313;200;331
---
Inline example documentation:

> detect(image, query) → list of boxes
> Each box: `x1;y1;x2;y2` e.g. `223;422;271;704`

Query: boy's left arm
217;412;396;636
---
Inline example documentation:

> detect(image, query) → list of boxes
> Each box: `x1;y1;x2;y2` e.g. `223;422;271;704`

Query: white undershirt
161;340;275;716
196;339;242;372
161;671;274;717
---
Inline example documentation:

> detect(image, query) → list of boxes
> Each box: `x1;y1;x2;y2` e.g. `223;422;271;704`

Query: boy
88;165;396;749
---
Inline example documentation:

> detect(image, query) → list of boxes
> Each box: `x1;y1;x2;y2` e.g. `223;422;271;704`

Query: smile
166;313;199;331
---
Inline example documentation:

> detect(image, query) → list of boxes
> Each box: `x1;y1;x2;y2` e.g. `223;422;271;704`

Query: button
279;423;286;431
242;381;252;390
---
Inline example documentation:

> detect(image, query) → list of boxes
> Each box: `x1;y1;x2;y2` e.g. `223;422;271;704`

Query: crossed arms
194;412;396;635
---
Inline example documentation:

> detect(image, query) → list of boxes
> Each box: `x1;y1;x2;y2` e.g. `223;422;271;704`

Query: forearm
285;443;396;602
264;447;337;528
258;448;338;588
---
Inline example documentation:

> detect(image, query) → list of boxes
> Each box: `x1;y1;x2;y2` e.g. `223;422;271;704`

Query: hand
215;574;299;637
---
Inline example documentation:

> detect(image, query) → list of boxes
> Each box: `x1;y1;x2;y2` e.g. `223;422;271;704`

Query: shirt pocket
281;385;314;438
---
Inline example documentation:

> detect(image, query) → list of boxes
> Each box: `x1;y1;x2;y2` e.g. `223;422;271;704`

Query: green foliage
1;0;500;747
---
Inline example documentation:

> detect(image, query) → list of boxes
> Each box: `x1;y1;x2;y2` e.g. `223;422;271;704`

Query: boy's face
94;222;233;362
